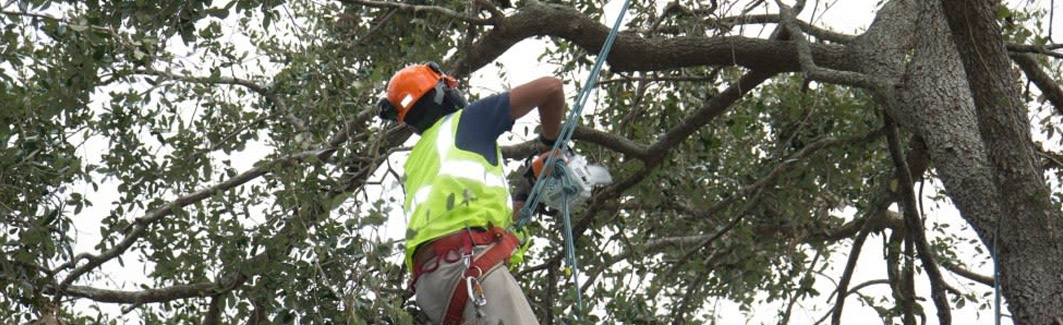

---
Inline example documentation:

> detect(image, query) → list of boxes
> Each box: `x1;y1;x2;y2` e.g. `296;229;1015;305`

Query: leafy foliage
1;0;1060;324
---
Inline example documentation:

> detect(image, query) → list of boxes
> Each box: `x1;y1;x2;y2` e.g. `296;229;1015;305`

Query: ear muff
377;97;399;121
445;87;468;108
427;62;462;106
425;61;445;75
430;78;446;105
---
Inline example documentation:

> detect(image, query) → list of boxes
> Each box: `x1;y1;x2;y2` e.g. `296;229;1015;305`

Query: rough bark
939;1;1063;324
895;1;1003;241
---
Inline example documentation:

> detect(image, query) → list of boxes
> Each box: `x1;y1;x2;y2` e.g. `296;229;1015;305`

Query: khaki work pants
414;244;538;325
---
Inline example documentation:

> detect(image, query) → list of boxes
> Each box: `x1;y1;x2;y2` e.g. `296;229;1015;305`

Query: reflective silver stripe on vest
407;186;433;215
439;160;507;188
406;114;509;214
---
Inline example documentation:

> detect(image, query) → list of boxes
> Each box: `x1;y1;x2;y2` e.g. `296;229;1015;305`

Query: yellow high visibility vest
403;111;513;271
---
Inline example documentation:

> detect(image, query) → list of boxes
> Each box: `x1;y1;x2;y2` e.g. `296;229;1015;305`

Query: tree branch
204;295;222;325
51;148;321;296
134;68;308;133
886;115;951;324
829;218;874;325
671;248;731;322
815;279;893;325
450;3;851;77
501;125;649;161
54;272;245;304
53;100;381;301
938;260;994;287
1040;146;1063;170
1010;53;1063;115
706;14;857;44
335;0;493;25
1007;43;1063;60
776;1;885;91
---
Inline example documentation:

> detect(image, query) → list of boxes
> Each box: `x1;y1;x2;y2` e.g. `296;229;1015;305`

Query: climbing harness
410;226;520;325
514;0;632;320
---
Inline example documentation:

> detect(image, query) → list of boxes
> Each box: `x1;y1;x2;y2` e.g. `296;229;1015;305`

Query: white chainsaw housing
539;153;613;210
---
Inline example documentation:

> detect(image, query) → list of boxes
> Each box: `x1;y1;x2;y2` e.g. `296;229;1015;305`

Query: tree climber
377;61;564;324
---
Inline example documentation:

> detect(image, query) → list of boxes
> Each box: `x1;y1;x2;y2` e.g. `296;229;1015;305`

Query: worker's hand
515;152;561;217
522;148;568;182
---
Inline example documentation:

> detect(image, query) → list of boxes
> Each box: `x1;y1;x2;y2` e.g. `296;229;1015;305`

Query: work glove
535;134;558;153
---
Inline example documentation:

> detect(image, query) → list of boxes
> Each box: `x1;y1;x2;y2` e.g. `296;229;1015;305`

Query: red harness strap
440;229;520;325
411;227;513;288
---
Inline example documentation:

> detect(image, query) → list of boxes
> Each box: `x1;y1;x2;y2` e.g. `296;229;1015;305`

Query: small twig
815;279;891;325
780;252;821;324
1006;43;1063;59
702;14;856;43
472;0;504;23
829;216;874;325
938;260;994;286
135;68;308;133
120;302;142;314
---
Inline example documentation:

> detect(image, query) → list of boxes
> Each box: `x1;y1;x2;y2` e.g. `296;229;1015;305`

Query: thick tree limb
450;3;850;77
776;1;885;91
942;1;1063;323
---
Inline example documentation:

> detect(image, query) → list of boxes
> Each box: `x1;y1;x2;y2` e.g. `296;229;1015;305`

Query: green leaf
205;7;229;19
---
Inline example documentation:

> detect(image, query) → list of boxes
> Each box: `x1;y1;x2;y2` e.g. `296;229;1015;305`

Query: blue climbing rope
513;0;632;321
994;219;1001;325
517;0;632;228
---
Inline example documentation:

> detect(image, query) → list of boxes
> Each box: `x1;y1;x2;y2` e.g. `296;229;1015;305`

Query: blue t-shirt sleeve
456;92;514;166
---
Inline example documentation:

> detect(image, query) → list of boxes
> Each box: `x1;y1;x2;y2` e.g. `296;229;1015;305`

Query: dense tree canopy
2;0;1062;324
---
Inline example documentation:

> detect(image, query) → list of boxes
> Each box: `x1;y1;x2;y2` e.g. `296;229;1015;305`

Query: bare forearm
509;77;566;140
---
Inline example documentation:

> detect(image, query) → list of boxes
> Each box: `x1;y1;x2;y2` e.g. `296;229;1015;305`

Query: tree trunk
896;0;1003;241
938;1;1063;324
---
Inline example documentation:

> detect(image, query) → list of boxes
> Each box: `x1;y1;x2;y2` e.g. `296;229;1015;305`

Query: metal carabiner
461;252;472;270
466;275;487;307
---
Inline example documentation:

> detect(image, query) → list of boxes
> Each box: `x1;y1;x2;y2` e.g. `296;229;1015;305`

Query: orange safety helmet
377;62;464;123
